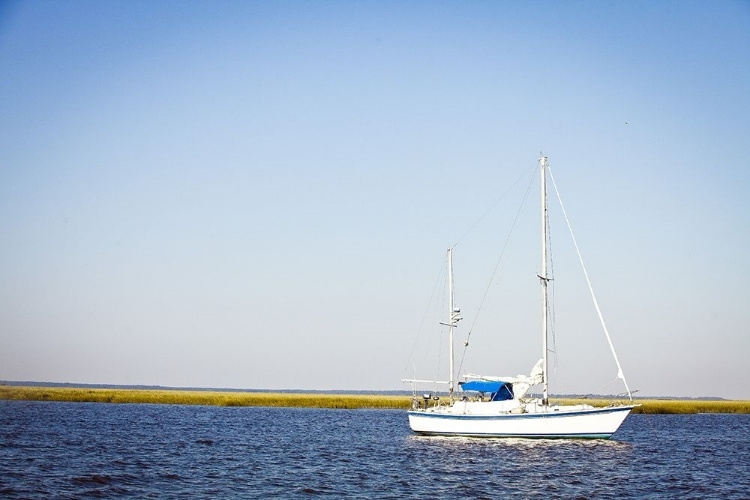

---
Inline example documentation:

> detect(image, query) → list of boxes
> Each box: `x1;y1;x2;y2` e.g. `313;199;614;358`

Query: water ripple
0;401;748;498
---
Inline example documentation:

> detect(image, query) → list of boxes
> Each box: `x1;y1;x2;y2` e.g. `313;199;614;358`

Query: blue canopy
459;380;515;401
459;380;504;393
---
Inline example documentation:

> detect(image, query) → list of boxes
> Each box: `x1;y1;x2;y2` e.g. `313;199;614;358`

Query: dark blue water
1;401;748;498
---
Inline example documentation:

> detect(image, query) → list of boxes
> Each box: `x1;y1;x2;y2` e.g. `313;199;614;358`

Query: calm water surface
1;401;748;498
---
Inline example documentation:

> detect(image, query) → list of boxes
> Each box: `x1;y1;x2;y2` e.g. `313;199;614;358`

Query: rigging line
547;166;634;402
456;168;538;376
604;376;623;401
403;254;447;374
547;203;559;373
550;279;559;374
436;269;448;381
452;162;535;249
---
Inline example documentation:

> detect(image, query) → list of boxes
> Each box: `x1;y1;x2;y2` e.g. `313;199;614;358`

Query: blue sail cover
459;380;514;401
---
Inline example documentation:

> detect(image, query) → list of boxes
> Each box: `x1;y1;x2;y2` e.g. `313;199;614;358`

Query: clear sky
1;1;748;399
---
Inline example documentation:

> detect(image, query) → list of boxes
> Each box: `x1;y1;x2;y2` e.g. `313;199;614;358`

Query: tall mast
540;154;549;406
447;247;455;399
445;247;462;402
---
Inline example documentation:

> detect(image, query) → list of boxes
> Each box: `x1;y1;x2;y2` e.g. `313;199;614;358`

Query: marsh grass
551;398;750;414
1;386;748;413
0;386;412;409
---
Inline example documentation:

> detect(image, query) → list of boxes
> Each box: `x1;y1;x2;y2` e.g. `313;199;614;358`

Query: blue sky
1;1;748;399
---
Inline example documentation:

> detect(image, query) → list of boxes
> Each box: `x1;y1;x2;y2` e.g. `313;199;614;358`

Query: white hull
408;403;636;439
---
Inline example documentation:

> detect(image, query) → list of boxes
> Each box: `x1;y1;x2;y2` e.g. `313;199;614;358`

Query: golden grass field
1;386;748;413
550;397;750;414
0;386;407;409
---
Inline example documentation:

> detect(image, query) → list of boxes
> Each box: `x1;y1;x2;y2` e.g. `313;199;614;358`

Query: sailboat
404;154;637;439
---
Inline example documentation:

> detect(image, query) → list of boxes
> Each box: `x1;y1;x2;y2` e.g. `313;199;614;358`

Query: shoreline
2;385;749;413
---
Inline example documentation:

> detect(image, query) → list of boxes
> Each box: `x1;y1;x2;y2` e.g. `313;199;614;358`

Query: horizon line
0;380;733;401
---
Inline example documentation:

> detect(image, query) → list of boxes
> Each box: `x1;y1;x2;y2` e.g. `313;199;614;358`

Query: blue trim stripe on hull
412;431;613;439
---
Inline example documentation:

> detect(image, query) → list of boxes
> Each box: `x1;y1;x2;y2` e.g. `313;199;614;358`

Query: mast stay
547;163;634;402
